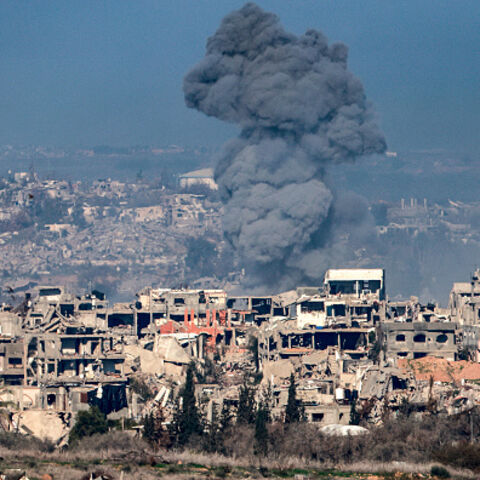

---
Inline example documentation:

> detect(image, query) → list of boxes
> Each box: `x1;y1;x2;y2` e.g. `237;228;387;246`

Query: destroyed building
324;268;385;301
383;322;457;361
449;268;480;325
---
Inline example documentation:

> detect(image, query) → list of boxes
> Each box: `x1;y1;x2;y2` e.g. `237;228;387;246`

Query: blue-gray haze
0;0;479;155
1;0;480;301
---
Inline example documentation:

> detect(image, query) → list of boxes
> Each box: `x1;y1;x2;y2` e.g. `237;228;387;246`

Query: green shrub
69;406;108;445
0;431;54;452
430;465;450;478
71;430;148;453
435;442;480;470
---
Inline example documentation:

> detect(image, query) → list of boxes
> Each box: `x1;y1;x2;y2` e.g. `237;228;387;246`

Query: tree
220;401;233;431
203;403;221;453
254;401;270;456
349;398;361;425
170;363;203;446
201;401;234;454
237;381;256;425
248;336;260;372
69;406;108;444
143;412;156;443
285;373;301;424
143;405;171;449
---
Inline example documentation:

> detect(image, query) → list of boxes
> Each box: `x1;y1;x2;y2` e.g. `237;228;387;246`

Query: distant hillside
0;144;215;182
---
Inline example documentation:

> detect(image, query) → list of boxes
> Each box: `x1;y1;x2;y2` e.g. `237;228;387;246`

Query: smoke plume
184;2;386;289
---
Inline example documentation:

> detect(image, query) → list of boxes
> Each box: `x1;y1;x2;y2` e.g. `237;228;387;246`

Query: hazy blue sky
1;1;479;155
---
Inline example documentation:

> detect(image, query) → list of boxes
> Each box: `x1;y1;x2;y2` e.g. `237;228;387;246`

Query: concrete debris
12;410;70;444
153;336;192;365
262;359;294;384
124;344;161;376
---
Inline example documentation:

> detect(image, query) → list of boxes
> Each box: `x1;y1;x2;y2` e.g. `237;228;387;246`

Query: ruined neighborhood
2;167;480;450
3;163;480;305
1;265;480;448
1;0;480;477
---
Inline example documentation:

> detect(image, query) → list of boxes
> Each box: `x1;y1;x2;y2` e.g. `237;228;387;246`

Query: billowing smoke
184;2;386;289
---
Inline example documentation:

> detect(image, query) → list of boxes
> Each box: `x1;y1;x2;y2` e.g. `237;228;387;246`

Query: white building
324;269;385;301
179;168;217;191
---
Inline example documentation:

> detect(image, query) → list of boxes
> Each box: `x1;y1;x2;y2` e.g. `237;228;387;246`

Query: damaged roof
271;290;299;308
398;356;480;383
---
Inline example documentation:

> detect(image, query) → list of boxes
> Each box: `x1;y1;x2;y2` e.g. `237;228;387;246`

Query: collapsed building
2;267;480;439
383;322;457;361
449;268;480;361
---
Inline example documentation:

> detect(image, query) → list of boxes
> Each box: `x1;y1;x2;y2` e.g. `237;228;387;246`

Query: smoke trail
184;2;386;288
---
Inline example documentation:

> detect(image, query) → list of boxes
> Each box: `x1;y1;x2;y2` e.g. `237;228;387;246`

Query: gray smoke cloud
184;2;386;289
